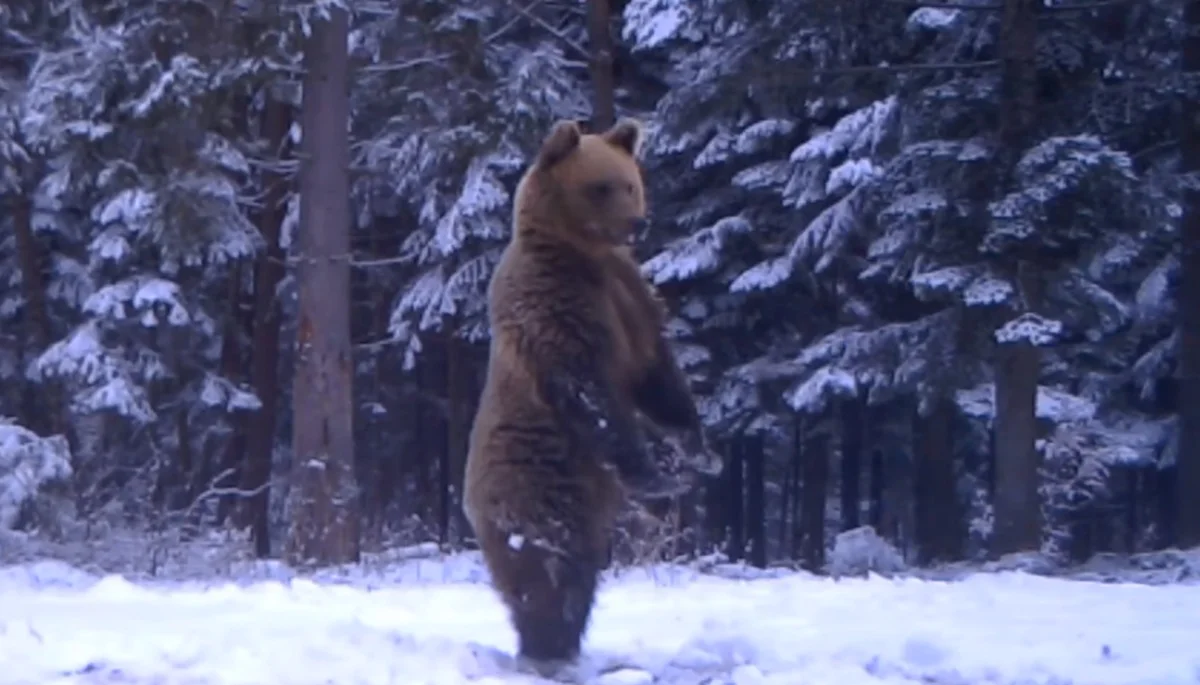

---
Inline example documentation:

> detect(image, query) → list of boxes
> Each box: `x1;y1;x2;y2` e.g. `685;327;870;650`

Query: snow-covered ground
1;551;1198;685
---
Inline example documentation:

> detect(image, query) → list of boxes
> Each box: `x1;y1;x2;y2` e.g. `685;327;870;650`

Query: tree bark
1176;0;1200;549
285;5;359;567
1155;465;1177;548
724;439;744;561
778;440;794;553
240;90;293;557
799;424;829;572
991;0;1043;557
840;399;862;531
745;433;767;568
585;0;616;130
790;420;804;557
869;448;884;531
914;398;964;563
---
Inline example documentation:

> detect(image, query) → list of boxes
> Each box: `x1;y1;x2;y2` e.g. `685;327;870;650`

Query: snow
956;383;1097;423
993;312;1064;346
1;552;1199;684
0;420;72;530
621;0;697;51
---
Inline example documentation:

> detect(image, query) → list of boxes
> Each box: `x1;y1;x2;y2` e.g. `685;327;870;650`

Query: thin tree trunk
440;335;457;543
869;448;884;531
840;399;862;531
745;433;766;568
1176;0;1200;549
414;366;432;525
725;439;744;561
1124;470;1139;553
241;90;294;556
215;265;248;525
585;0;616;130
285;5;359;566
1156;465;1177;548
778;442;794;554
800;424;829;572
790;420;804;557
991;0;1043;557
914;398;964;564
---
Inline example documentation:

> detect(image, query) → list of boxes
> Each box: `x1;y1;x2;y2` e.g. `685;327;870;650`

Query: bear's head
514;118;648;250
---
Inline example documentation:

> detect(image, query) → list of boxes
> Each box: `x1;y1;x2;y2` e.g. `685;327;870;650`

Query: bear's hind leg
483;530;601;665
513;544;599;663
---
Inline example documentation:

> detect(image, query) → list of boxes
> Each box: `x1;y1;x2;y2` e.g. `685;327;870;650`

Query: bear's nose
630;217;649;233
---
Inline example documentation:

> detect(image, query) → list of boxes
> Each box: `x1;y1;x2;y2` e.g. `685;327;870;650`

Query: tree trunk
991;0;1043;557
414;364;433;525
1156;465;1177;548
1177;0;1200;549
778;441;794;554
790;420;804;557
725;439;744;561
914;398;964;564
214;264;248;525
745;433;766;568
585;0;616;130
840;399;862;531
285;5;359;567
240;90;294;557
799;424;829;572
869;448;884;531
1123;469;1139;553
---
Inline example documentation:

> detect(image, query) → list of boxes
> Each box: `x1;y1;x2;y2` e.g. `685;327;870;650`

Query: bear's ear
603;118;646;158
536;119;583;169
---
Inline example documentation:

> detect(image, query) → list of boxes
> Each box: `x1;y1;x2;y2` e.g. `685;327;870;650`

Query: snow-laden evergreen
0;0;1195;574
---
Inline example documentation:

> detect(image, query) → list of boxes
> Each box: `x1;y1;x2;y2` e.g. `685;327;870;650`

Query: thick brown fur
463;118;722;667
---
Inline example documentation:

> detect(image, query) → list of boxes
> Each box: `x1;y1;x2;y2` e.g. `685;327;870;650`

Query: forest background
1;0;1199;576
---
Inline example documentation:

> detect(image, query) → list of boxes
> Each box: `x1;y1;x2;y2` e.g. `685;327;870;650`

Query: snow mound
827;525;908;578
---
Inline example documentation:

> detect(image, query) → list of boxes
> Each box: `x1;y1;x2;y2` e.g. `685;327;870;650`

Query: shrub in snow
0;417;73;530
827;525;907;578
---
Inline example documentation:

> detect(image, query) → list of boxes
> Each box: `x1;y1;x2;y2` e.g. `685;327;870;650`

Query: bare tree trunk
745;433;766;568
724;439;744;561
446;335;475;544
1123;470;1139;553
790;420;804;557
778;442;794;554
585;0;616;130
869;448;884;531
1155;466;1177;548
285;5;359;567
991;0;1043;557
211;262;248;524
914;398;964;563
414;363;433;526
800;424;829;572
1177;0;1200;549
840;399;862;531
240;90;293;557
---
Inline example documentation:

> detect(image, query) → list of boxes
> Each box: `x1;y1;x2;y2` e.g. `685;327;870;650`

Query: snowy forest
2;0;1199;577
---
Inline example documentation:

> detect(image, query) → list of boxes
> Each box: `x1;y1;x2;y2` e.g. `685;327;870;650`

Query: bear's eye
587;181;614;202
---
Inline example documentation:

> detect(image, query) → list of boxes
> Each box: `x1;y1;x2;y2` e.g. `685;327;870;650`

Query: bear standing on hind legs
463;117;722;673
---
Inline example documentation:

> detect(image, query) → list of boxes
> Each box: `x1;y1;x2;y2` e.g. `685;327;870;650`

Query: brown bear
462;117;722;671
